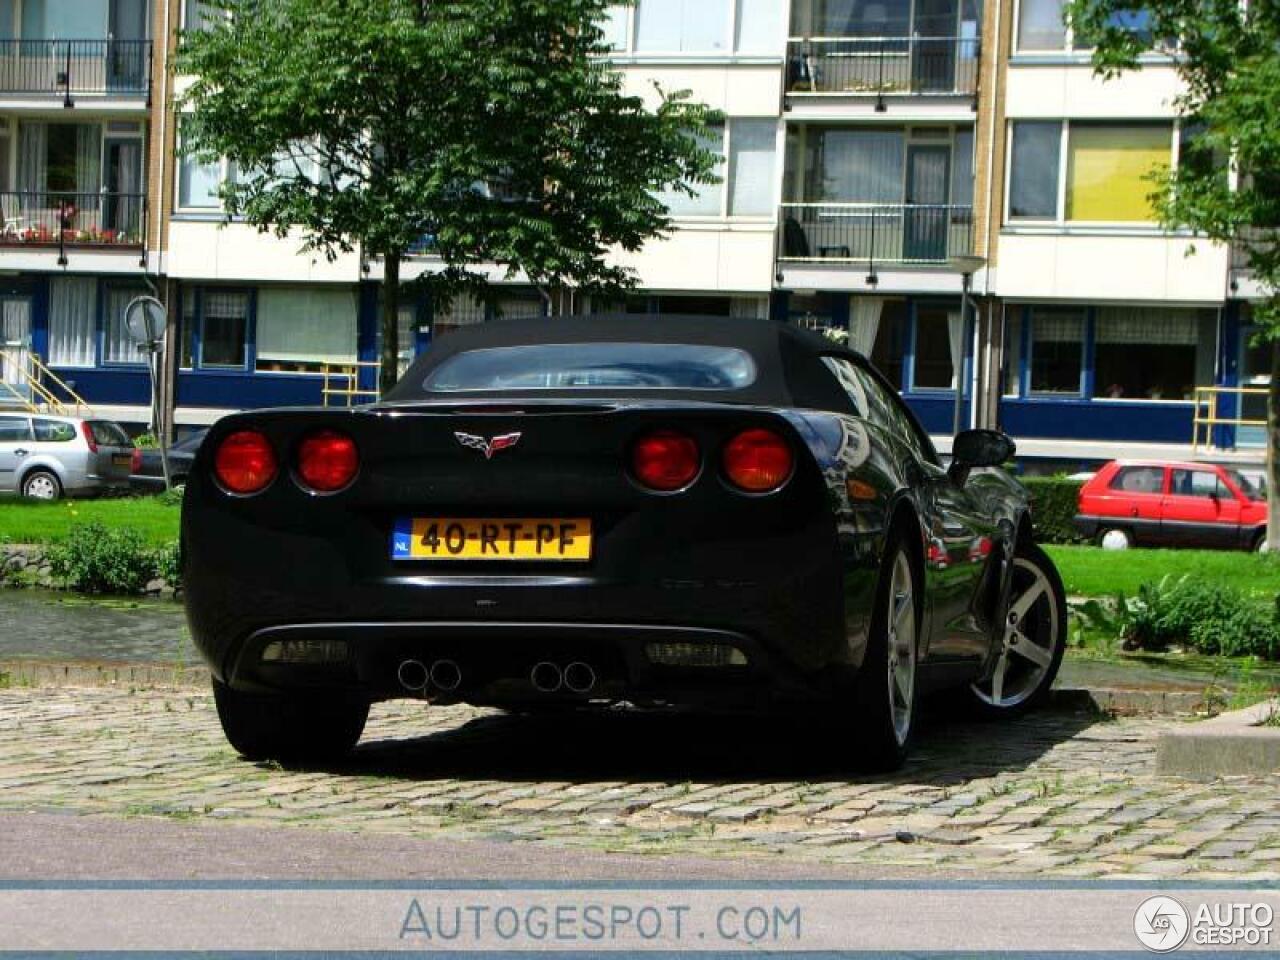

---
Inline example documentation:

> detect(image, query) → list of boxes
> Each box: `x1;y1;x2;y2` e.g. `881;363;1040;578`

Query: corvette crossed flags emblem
454;432;522;460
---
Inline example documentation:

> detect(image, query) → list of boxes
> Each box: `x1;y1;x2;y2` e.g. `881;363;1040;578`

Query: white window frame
663;119;782;223
1002;118;1178;228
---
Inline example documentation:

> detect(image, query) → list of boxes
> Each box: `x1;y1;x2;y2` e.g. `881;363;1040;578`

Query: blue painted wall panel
998;399;1194;442
49;367;151;406
903;394;954;435
176;372;326;409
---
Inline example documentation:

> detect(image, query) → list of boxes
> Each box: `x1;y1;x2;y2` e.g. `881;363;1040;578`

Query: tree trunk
1269;339;1280;551
380;252;401;397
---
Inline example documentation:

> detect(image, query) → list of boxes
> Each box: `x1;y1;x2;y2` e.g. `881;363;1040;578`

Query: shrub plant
1020;476;1086;545
48;522;172;595
1080;576;1280;660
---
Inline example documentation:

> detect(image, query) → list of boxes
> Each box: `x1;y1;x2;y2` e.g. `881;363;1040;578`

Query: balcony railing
786;36;980;98
0;191;146;264
778;203;974;268
0;40;152;101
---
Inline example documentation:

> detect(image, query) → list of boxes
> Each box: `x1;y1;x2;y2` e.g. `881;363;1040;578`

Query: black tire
968;542;1067;719
212;680;368;763
851;532;920;772
21;469;62;501
1254;531;1268;553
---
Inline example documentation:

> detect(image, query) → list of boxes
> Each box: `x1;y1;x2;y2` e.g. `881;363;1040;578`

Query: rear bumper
183;526;855;709
222;619;826;708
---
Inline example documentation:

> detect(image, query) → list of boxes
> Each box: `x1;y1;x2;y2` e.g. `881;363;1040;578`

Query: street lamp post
949;254;987;440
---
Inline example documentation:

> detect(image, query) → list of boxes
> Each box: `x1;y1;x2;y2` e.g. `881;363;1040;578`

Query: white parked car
0;413;136;500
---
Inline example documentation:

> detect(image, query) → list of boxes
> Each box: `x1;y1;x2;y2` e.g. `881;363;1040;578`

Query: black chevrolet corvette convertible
183;316;1067;770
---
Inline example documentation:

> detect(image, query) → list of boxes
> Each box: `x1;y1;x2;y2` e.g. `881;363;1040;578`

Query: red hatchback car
1075;460;1267;551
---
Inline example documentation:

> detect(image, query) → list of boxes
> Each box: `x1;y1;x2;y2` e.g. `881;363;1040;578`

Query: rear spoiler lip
368;397;791;416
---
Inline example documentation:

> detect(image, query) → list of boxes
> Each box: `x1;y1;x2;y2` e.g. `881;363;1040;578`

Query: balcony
0;191;146;263
778;203;974;269
0;40;151;103
786;36;979;100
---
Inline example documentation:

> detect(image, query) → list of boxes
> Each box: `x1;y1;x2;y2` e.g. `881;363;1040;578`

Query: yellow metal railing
0;349;93;417
1192;385;1267;453
321;361;381;408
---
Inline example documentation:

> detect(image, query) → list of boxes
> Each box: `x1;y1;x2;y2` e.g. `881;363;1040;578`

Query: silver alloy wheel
885;549;916;745
972;556;1061;709
23;474;58;500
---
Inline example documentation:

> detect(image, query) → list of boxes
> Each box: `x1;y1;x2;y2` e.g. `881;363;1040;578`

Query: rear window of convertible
423;343;758;392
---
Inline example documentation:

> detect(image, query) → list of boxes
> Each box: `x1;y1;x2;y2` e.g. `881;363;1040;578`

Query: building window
433;295;487;339
791;0;910;37
601;5;631;48
1008;122;1060;220
805;128;904;203
1071;9;1152;50
255;287;358;374
657;126;726;217
1065;123;1170;222
178;133;224;210
183;0;220;32
1002;309;1022;397
728;120;777;216
911;307;958;391
198;291;250;369
1028;307;1084;395
635;0;731;53
735;0;784;53
1016;0;1151;52
1007;121;1173;223
102;285;149;365
614;1;781;55
46;278;97;368
1016;0;1066;51
493;292;545;320
870;300;908;391
1093;307;1211;401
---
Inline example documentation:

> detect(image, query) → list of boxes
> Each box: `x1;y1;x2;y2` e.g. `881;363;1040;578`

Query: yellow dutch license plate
392;518;592;561
112;455;131;468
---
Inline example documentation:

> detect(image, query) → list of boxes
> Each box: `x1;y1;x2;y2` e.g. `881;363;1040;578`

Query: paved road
0;811;946;881
0;682;1277;882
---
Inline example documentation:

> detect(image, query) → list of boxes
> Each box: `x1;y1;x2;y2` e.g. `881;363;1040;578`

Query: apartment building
0;0;157;417
0;0;1265;465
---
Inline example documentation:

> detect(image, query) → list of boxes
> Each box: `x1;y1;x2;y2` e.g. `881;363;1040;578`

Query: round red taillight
214;430;277;495
631;430;700;492
723;428;794;493
296;430;359;493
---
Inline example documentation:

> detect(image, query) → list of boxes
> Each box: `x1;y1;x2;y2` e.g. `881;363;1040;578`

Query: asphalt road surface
0;811;943;882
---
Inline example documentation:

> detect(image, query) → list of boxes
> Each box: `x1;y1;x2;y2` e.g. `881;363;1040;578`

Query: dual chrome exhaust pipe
397;658;462;694
530;661;597;695
397;658;597;696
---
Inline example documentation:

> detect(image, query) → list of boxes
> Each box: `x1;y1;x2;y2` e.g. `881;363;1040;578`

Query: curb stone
1157;698;1280;778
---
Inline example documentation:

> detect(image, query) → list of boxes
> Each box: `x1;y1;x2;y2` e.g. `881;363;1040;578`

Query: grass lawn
1045;544;1280;598
0;497;180;547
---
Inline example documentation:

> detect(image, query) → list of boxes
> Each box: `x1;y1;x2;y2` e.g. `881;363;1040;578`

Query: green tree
1065;0;1280;546
177;0;720;393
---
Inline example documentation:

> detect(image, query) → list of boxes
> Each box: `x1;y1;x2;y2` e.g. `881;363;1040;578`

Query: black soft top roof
384;315;847;408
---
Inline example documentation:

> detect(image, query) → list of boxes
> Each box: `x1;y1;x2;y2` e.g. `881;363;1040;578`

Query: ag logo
1134;896;1190;952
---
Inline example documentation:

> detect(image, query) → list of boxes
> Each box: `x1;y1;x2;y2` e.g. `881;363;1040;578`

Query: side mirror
949;429;1016;484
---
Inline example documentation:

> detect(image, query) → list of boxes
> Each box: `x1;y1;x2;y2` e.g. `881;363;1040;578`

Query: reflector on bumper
260;639;349;664
645;642;748;668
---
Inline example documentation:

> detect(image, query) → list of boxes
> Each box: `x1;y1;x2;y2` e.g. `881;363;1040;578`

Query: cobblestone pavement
0;683;1277;881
